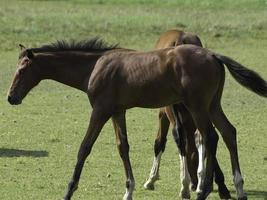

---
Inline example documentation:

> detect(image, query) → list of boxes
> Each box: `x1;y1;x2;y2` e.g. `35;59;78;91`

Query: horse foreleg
112;111;135;200
63;107;111;200
144;108;169;190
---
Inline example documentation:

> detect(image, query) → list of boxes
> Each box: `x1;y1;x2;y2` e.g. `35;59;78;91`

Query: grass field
0;0;267;199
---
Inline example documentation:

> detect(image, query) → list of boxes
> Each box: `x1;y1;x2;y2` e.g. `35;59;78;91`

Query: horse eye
18;67;26;75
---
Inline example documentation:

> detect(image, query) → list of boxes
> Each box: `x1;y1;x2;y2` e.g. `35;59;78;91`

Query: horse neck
35;52;102;92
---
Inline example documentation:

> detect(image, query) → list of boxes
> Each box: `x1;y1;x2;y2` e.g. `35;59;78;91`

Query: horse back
155;29;202;49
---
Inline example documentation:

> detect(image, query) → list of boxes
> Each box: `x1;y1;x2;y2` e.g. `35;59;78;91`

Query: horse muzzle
7;95;22;105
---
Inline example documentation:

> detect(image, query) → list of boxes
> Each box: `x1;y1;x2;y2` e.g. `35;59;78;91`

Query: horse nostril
7;95;12;103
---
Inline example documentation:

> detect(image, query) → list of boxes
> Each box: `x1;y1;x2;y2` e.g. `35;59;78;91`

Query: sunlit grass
0;0;266;199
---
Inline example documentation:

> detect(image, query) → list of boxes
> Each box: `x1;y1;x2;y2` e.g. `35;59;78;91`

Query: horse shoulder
88;55;119;94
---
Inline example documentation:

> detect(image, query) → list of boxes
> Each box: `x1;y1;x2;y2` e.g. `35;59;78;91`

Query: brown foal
144;29;230;199
7;38;267;200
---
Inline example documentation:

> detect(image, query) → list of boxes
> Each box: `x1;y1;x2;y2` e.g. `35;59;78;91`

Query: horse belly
137;90;180;108
117;82;181;109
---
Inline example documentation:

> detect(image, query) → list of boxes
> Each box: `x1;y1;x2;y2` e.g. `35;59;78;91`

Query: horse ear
26;49;34;59
19;44;26;51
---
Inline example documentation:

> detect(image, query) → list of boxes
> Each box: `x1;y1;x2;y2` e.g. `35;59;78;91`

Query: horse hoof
218;185;231;199
219;195;231;200
190;184;197;191
196;187;212;200
180;191;190;200
62;196;70;200
123;198;132;200
238;196;247;200
143;181;155;190
196;194;205;200
123;195;133;200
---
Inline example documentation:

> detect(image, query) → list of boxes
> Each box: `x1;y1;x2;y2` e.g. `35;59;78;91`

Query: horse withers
8;38;267;200
144;29;230;200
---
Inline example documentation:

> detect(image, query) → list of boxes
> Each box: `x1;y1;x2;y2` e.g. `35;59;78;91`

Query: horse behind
8;38;267;200
144;29;230;199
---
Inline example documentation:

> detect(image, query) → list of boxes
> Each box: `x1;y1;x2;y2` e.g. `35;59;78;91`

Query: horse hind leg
196;128;231;199
185;131;199;192
210;105;247;200
185;107;219;200
144;108;169;190
214;157;231;199
194;130;206;194
180;109;199;191
171;104;191;199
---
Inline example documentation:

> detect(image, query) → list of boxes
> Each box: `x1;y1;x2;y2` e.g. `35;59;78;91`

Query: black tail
171;104;186;156
214;53;267;97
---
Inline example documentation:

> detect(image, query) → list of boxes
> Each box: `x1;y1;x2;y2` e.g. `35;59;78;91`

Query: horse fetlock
218;184;231;199
180;179;190;196
190;183;197;192
123;194;133;200
196;175;205;193
124;179;135;199
197;179;213;200
63;180;78;200
237;196;247;200
196;187;212;200
180;188;190;199
233;171;246;199
143;180;155;190
144;152;161;190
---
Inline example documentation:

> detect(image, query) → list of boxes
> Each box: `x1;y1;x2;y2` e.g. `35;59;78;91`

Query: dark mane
30;37;119;53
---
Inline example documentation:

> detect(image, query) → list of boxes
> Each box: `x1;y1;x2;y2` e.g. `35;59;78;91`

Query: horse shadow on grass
0;148;48;157
214;189;267;199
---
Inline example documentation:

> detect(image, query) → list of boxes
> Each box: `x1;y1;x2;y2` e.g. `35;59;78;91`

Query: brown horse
8;38;267;200
144;29;230;199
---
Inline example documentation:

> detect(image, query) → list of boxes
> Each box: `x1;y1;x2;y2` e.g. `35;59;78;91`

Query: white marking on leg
123;179;135;200
179;155;191;199
233;170;246;199
144;151;162;190
195;131;206;193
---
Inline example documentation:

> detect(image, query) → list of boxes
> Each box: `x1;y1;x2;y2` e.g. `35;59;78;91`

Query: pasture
0;0;267;199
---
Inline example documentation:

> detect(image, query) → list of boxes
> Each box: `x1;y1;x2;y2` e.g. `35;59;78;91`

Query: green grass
0;0;267;199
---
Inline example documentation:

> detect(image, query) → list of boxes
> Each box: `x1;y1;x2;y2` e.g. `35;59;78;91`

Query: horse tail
214;53;267;97
171;104;186;156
